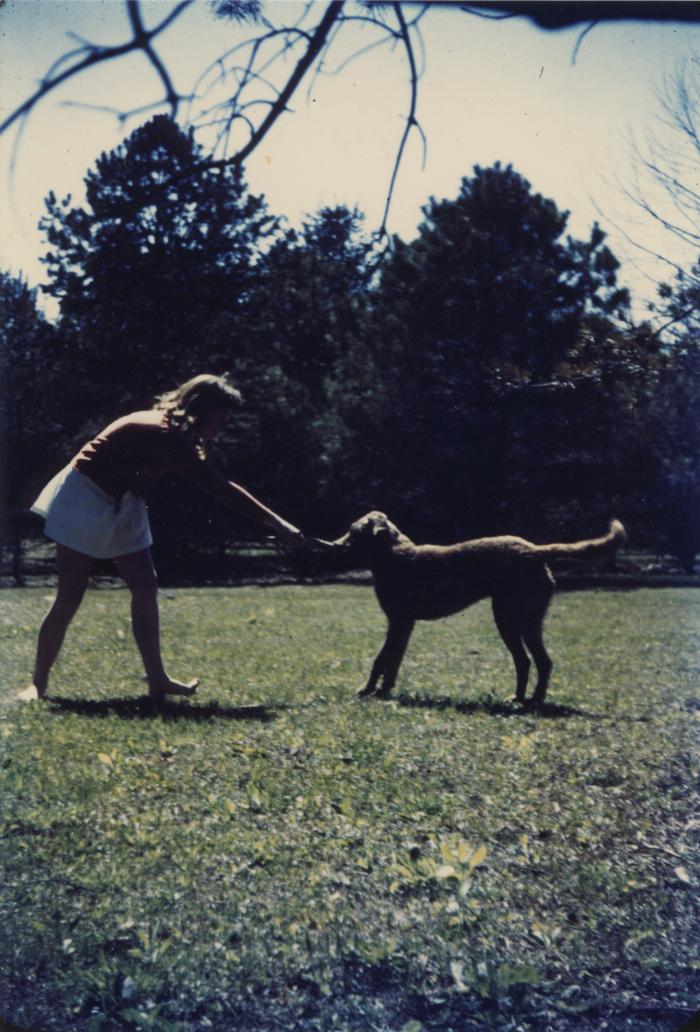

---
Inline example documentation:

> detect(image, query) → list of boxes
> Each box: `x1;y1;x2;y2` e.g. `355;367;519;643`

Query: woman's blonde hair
153;373;243;457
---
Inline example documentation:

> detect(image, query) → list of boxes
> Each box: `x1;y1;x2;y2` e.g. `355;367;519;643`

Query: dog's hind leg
358;618;414;699
492;597;530;704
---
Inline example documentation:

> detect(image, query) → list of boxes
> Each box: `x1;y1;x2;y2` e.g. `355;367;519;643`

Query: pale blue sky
1;0;698;317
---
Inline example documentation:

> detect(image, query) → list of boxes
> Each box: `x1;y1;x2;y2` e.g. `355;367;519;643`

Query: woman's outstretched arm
180;461;302;544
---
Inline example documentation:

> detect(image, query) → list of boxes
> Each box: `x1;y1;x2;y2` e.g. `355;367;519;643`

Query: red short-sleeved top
68;408;283;535
72;410;232;506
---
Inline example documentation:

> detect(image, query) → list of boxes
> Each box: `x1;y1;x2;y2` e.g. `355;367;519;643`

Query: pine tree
40;115;276;430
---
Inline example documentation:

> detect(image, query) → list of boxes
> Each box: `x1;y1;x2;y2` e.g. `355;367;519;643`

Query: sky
1;0;699;320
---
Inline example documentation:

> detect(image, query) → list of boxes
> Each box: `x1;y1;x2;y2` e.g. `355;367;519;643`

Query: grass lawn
0;584;698;1032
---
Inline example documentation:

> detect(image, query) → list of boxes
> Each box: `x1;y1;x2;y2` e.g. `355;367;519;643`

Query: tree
627;62;700;278
621;64;700;568
0;273;62;581
381;163;628;382
229;205;381;533
497;316;673;542
368;163;629;537
613;60;700;334
36;114;280;581
642;266;700;570
40;114;276;430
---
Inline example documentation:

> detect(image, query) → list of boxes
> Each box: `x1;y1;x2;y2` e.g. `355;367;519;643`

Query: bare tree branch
204;0;346;170
456;2;700;29
126;0;183;117
60;98;172;127
189;24;311;122
4;0;700;248
593;197;688;279
594;55;700;311
378;1;427;237
647;305;698;340
0;0;195;137
571;21;597;64
190;28;312;160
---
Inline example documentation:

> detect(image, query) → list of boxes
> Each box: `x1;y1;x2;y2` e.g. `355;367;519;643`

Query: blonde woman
20;374;304;702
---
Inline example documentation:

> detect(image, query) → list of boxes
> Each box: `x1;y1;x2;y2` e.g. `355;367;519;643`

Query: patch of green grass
1;585;698;1031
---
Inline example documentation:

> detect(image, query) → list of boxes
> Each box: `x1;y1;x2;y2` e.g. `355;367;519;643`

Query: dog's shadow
48;695;285;723
394;692;601;720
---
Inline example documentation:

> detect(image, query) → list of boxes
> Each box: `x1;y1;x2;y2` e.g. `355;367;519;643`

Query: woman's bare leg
113;549;198;699
21;544;93;699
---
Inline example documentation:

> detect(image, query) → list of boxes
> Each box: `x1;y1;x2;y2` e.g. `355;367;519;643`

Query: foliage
496;317;676;542
234;205;383;533
0;272;65;506
0;584;698;1031
39;115;276;431
643;345;700;572
643;260;700;571
613;61;700;571
378;163;629;383
210;0;263;23
34;115;280;579
2;132;699;574
367;164;634;537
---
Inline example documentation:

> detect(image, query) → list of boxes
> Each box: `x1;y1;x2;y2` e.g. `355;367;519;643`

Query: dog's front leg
357;634;392;698
358;619;415;699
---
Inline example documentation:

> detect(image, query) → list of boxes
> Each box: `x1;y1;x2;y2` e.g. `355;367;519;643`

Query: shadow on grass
47;695;285;723
394;692;603;720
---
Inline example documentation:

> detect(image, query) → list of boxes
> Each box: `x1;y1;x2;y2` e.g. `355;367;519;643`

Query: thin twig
126;0;182;117
379;1;426;237
60;98;175;127
203;0;346;171
647;306;698;341
571;20;597;64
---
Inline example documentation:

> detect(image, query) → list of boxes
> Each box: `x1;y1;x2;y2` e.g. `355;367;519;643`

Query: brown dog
320;512;626;707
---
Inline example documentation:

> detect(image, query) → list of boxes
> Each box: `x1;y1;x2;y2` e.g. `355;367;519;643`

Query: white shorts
31;466;153;559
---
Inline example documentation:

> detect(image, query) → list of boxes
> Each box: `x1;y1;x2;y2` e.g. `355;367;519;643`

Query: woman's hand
267;517;306;552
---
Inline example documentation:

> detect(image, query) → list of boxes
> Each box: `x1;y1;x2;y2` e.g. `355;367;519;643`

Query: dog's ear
348;514;373;538
348;512;398;546
370;516;398;547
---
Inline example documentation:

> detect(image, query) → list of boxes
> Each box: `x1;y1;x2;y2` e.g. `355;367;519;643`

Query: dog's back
370;521;625;622
372;537;553;621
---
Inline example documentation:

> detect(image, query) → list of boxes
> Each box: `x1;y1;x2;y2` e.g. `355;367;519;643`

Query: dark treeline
2;115;699;580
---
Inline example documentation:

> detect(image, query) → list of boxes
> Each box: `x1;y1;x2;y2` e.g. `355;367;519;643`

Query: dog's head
324;511;404;567
301;512;406;572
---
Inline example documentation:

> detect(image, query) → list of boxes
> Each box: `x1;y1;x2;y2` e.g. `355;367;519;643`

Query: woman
20;374;304;702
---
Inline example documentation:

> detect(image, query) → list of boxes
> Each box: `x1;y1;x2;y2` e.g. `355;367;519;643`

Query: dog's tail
533;520;627;561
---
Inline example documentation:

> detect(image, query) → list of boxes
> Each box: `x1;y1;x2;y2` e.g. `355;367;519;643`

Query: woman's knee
126;569;159;598
115;550;159;596
54;546;92;610
52;582;87;616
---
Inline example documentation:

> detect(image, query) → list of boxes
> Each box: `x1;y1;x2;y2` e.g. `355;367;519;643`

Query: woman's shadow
48;695;284;723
